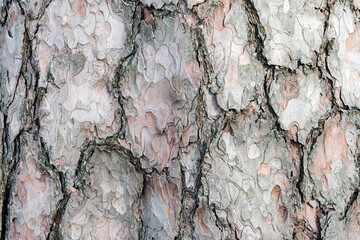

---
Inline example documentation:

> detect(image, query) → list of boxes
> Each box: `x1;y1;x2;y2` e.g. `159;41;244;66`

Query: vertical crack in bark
176;2;220;238
243;0;267;65
27;15;70;239
111;1;141;140
0;137;21;240
46;194;70;240
0;0;12;26
263;67;289;140
0;7;31;237
176;3;246;236
41;135;70;240
0;1;67;238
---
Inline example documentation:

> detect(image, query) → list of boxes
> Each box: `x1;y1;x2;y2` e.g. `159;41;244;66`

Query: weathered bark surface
1;0;360;239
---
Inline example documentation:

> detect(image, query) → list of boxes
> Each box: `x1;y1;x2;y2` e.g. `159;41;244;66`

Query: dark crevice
112;1;141;140
262;67;289;142
292;140;305;203
39;135;70;240
0;0;63;237
341;188;359;221
138;171;149;240
5;17;31;111
0;0;12;26
46;194;70;240
175;2;227;237
0;13;34;239
212;206;239;239
243;0;268;65
0;137;21;240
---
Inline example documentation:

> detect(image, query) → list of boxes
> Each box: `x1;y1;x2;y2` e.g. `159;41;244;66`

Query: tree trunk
1;0;359;239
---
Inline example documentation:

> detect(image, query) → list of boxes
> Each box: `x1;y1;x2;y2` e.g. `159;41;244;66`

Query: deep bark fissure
0;137;21;240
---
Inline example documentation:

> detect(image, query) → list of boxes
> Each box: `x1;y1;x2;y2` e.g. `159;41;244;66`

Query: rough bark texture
1;0;360;239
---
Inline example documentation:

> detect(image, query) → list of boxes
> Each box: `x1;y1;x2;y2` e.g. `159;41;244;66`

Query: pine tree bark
1;0;360;239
